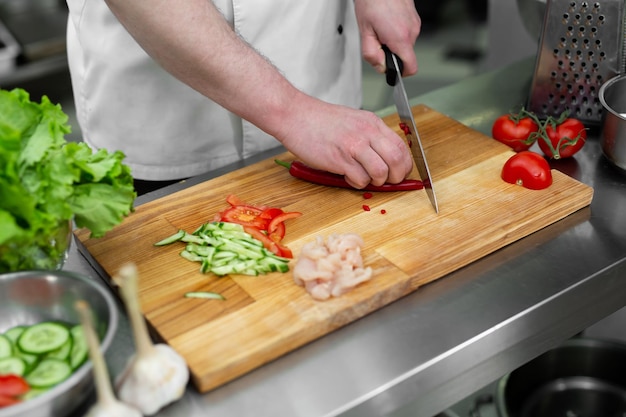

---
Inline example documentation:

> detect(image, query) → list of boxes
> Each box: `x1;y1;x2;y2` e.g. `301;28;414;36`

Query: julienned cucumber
155;222;290;276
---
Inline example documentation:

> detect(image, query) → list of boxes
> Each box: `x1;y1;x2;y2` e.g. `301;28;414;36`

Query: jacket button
337;24;343;34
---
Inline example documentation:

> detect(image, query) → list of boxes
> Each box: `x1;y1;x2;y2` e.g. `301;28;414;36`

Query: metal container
0;270;119;417
495;338;626;417
599;74;626;171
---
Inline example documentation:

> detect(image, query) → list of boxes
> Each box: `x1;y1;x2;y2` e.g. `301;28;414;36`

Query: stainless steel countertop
65;57;626;417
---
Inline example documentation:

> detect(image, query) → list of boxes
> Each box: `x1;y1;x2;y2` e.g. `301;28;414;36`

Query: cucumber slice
4;326;25;344
25;358;72;388
0;334;13;358
154;229;186;246
0;356;26;376
46;337;73;361
69;325;88;370
17;322;70;355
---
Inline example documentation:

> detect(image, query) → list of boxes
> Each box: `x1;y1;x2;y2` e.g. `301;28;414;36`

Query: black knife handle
382;45;404;87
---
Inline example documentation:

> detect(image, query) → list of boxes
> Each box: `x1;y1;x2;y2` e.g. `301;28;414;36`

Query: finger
361;36;386;73
370;131;414;184
342;159;375;189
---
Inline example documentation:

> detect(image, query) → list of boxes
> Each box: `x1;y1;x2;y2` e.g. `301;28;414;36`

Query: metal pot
599;74;626;171
495;338;626;417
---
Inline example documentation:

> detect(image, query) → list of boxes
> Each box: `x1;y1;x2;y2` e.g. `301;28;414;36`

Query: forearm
103;0;307;141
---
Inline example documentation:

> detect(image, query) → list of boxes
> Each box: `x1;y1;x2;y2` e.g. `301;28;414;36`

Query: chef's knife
383;45;439;213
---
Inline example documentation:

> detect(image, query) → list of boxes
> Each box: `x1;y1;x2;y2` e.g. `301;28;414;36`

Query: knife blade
383;45;439;213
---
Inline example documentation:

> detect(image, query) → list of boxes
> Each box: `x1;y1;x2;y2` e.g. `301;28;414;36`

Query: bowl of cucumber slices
0;270;118;417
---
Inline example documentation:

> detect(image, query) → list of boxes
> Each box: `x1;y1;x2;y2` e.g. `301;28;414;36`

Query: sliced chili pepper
362;205;371;211
363;192;373;199
275;160;423;192
380;209;387;214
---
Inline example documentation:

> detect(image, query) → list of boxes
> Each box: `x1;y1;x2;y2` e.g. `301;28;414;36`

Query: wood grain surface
75;105;594;392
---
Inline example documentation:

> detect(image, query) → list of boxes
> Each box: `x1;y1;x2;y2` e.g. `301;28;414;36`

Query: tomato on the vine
537;116;587;159
492;111;540;152
501;151;552;190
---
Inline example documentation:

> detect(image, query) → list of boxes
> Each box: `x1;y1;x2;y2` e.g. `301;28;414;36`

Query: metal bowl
0;270;119;417
599;74;626;171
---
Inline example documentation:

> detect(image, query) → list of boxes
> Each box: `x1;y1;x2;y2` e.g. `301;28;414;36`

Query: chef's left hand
354;0;421;76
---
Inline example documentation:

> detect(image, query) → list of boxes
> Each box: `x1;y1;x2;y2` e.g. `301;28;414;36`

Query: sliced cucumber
155;221;291;277
0;356;26;376
17;322;70;355
184;291;226;300
154;229;186;246
46;336;73;361
25;358;72;389
4;326;25;344
0;334;13;358
69;325;88;370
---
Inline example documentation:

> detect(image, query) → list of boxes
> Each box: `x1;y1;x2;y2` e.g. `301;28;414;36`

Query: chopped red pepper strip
363;192;373;199
380;209;387;214
362;205;371;211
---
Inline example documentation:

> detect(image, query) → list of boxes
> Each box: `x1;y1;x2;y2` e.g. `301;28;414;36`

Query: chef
65;0;421;195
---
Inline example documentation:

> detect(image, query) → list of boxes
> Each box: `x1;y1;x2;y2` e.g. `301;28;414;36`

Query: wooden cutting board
75;105;593;393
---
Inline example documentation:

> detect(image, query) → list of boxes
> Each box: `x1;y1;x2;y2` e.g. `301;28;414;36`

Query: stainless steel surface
64;57;626;417
599;74;626;171
386;48;439;213
527;0;625;124
0;270;119;417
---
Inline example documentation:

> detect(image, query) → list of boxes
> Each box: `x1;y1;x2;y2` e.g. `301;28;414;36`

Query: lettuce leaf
0;88;136;272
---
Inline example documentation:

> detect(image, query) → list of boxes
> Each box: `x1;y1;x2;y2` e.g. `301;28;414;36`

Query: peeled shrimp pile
293;233;372;301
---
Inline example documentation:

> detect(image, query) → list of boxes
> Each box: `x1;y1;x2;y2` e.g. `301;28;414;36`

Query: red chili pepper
275;160;423;192
399;122;411;136
363;192;373;199
380;209;386;214
362;205;371;211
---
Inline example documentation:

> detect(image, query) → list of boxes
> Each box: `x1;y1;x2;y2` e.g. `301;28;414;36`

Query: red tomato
501;151;553;190
492;114;539;152
0;394;21;408
0;374;29;397
221;205;268;229
268;212;302;234
537;117;587;159
218;195;301;258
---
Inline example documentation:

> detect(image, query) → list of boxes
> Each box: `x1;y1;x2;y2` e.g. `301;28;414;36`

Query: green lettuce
0;88;136;272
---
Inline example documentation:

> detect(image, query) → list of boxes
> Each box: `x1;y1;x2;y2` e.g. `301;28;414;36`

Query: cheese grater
527;0;626;124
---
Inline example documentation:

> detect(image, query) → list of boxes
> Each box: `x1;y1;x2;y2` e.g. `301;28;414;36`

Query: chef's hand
354;0;421;76
276;96;413;189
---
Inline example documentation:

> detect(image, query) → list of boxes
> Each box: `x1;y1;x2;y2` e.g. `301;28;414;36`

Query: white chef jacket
66;1;362;181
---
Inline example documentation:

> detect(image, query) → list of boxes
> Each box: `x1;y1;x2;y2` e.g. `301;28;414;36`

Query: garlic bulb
74;300;142;417
113;263;189;415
